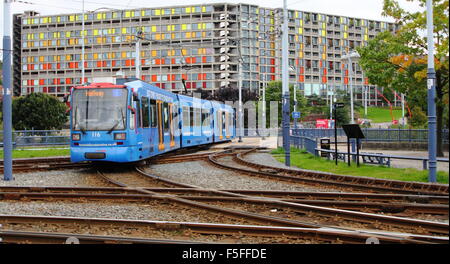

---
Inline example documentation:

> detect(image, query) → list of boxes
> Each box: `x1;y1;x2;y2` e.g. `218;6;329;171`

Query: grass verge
272;148;449;184
0;147;70;159
358;107;403;123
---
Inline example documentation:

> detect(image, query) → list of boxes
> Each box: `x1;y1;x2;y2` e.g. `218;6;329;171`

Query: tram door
169;103;175;147
157;101;164;151
217;110;222;140
225;112;230;139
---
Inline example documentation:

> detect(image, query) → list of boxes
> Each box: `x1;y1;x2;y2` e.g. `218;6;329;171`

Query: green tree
410;106;428;128
12;93;68;130
357;0;449;156
264;81;306;126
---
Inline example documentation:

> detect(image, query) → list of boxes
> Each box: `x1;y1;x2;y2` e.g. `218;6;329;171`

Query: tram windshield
72;88;128;132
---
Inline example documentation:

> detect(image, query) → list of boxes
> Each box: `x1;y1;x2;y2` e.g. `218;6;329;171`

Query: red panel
202;56;207;63
322;77;327;83
323;68;327;75
299;75;304;83
39;79;45;85
97;61;102;67
43;87;48;93
57;63;61;69
300;67;304;74
364;78;369;85
270;67;275;73
344;77;348;84
152;75;157;82
203;82;207;88
271;75;275;81
66;78;72;84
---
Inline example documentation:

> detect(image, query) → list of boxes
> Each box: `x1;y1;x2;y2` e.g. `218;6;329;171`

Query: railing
315;148;449;170
292;128;449;143
0;130;70;147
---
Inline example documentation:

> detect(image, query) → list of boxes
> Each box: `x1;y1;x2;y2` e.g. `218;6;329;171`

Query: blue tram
70;80;235;163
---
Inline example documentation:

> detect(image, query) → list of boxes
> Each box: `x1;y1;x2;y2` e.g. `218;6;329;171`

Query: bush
12;93;68;130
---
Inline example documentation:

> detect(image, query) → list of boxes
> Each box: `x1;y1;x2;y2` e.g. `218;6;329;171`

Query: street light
341;50;360;124
426;0;437;182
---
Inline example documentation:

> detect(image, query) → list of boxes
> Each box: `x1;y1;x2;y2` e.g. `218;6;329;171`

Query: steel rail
1;189;447;215
0;215;445;244
0;230;204;244
0;186;447;204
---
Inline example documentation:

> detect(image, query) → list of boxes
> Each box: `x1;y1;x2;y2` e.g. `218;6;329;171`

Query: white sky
1;0;424;51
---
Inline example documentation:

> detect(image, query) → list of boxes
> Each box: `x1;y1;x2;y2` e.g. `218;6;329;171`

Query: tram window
190;107;194;127
142;97;150;128
183;106;190;128
195;108;201;127
150;100;157;127
163;102;169;132
136;100;142;128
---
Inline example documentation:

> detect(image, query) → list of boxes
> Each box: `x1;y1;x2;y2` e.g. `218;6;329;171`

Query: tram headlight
114;133;126;140
72;133;81;141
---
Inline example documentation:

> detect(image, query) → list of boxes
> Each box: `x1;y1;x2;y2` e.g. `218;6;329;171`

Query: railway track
1;186;447;215
0;215;445;244
207;149;449;196
91;167;450;237
0;156;89;173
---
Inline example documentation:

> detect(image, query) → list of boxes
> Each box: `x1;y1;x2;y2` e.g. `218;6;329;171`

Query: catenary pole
426;0;437;182
282;0;290;166
81;0;85;84
2;0;13;181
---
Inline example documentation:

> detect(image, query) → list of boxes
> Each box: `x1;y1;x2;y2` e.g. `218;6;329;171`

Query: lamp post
426;0;437;182
2;0;13;181
341;50;360;124
282;0;290;166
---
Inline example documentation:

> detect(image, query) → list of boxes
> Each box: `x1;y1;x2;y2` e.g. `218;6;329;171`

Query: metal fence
0;130;70;147
292;128;449;143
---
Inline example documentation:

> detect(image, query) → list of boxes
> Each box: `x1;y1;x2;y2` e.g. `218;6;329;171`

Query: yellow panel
181;24;187;30
186;32;191;38
202;32;206;38
66;55;71;60
94;29;99;36
97;13;102;20
93;53;98;59
181;49;187;56
322;22;326;29
300;20;303;26
364;35;368;41
39;56;44;62
152;26;157;32
298;28;303;34
39;33;44;39
185;7;191;13
152;50;157;57
161;9;165;15
202;6;206;12
125;11;131;17
66;31;71;38
295;11;298;18
344;25;348;31
322;54;326;60
299;52;303;58
321;30;326;37
155;34;161;40
122;27;127;34
155;9;161;15
344;32;348;39
172;9;175;14
122;52;127;58
69;15;75;22
142;10;145;16
43;17;48;23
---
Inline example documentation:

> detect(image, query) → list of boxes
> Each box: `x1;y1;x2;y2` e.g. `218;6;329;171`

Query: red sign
316;119;329;129
392;120;399;125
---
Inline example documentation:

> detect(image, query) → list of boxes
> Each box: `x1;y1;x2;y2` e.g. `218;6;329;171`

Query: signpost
342;124;365;167
333;103;345;165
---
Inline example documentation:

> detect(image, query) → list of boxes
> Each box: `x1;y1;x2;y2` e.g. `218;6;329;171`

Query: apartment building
13;3;398;104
